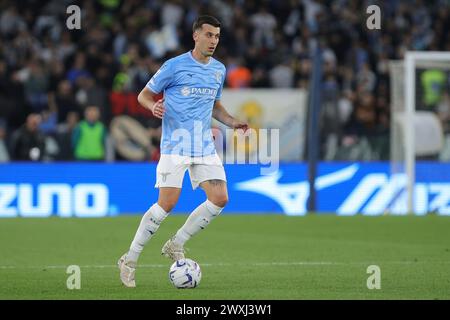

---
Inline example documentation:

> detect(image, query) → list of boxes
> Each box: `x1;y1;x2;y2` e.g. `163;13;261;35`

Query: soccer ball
168;258;202;289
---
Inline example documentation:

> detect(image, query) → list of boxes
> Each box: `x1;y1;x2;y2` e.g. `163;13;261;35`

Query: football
168;258;202;289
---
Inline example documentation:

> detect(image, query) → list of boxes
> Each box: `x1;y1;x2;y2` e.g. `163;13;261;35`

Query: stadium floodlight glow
391;51;450;214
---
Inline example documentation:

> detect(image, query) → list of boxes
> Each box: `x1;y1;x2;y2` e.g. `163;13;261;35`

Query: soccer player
118;15;248;287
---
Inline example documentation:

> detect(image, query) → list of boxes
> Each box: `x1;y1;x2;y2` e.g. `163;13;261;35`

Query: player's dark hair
192;15;221;33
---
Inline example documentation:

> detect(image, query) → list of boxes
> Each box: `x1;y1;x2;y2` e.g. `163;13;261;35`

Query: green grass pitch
0;214;449;299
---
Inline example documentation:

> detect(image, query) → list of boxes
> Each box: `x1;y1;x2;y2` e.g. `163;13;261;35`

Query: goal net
389;52;450;214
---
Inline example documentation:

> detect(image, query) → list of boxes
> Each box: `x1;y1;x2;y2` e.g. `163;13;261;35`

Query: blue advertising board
0;162;449;217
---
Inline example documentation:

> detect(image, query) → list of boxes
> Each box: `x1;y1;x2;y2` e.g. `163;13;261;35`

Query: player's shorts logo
160;172;171;182
181;86;190;96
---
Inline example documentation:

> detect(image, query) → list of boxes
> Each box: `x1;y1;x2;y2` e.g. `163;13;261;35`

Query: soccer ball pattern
168;258;202;289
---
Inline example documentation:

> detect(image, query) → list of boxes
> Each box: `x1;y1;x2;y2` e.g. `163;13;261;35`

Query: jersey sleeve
146;60;174;94
215;66;226;101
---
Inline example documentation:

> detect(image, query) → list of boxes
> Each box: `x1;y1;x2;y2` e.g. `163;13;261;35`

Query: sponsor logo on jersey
180;86;217;97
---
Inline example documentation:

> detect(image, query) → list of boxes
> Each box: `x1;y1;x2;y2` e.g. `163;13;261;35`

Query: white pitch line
1;260;450;270
0;262;338;270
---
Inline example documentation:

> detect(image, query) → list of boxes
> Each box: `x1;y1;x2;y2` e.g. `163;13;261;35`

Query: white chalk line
1;260;449;270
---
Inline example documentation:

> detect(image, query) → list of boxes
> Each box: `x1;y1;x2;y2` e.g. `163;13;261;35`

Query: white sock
128;203;169;262
172;200;224;246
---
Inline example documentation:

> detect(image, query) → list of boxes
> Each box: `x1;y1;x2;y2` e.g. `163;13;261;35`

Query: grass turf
0;214;449;300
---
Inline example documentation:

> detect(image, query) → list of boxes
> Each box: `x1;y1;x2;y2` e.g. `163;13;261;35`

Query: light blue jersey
146;51;226;157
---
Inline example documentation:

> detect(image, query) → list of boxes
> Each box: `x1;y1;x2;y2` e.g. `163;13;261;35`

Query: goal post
390;51;450;214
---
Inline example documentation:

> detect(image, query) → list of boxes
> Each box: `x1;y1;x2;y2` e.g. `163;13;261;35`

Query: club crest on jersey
215;71;223;83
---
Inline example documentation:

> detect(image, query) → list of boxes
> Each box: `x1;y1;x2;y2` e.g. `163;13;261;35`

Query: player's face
194;24;220;57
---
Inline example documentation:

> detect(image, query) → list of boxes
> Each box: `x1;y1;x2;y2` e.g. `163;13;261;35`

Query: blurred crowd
0;0;449;162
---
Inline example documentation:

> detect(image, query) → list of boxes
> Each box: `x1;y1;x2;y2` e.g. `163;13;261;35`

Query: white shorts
155;153;227;189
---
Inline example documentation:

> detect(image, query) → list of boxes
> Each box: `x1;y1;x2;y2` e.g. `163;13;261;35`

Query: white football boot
117;253;136;288
161;238;185;261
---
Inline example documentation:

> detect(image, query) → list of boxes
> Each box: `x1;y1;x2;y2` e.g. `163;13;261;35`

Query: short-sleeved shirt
146;51;226;157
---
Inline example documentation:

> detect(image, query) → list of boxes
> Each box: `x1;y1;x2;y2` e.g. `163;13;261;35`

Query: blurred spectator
0;5;26;37
337;93;389;160
161;0;184;27
56;32;76;62
302;0;323;33
56;111;79;160
269;60;294;88
10;113;46;161
229;26;249;58
337;90;354;125
24;60;50;112
420;69;447;110
144;24;179;59
250;67;270;88
0;118;10;162
226;57;252;89
72;106;106;161
250;5;277;49
39;92;59;135
356;63;376;93
75;76;109;122
54;80;81;123
0;60;14;121
39;106;58;134
67;52;91;86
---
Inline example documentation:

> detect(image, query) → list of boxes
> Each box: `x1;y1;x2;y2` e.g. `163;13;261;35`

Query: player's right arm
137;87;165;119
138;60;173;119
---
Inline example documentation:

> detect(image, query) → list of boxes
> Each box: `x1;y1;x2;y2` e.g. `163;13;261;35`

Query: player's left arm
212;100;248;131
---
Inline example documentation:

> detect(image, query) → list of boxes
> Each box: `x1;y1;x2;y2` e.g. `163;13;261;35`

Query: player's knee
209;194;228;208
158;199;178;213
